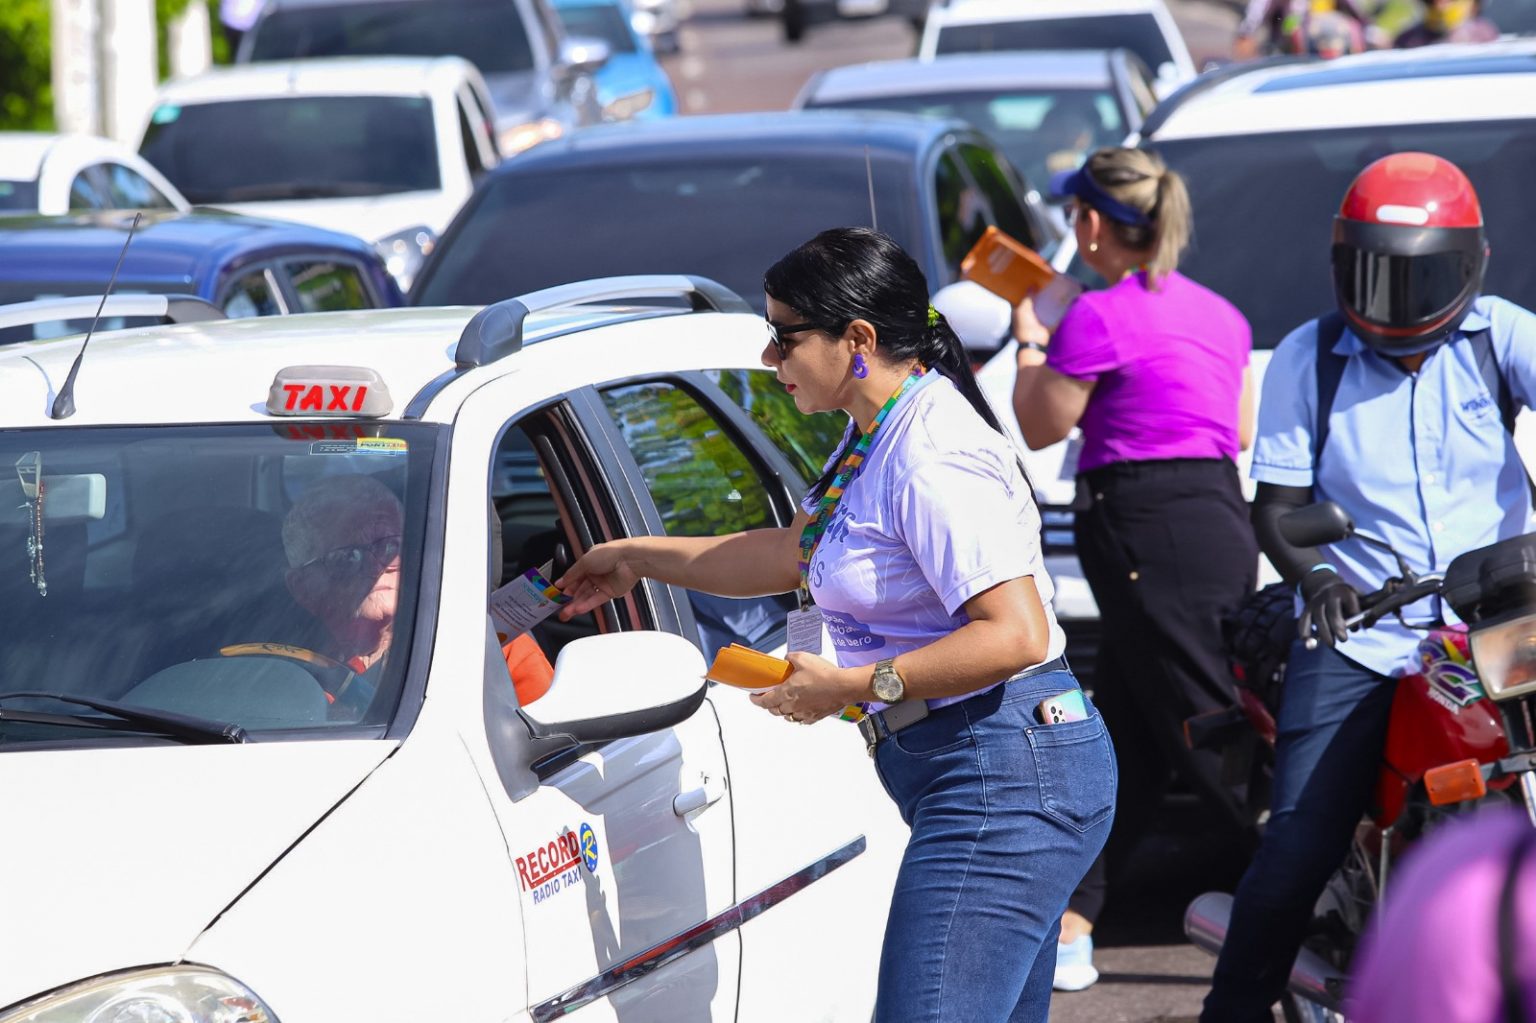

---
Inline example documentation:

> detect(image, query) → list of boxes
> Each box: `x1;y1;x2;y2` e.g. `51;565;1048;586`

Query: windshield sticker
517;825;599;905
309;437;408;456
151;104;180;124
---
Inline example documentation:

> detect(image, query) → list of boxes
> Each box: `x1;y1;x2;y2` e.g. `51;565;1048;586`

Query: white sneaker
1053;933;1100;992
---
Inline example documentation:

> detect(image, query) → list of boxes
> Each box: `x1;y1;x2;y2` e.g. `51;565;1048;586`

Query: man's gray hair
282;474;403;568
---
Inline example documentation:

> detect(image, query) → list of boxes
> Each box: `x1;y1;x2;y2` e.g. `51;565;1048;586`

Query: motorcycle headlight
372;225;436;294
0;966;278;1023
497;118;565;157
1469;610;1536;700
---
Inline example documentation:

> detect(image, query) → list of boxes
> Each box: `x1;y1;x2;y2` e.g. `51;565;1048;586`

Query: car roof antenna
50;211;142;420
865;146;878;232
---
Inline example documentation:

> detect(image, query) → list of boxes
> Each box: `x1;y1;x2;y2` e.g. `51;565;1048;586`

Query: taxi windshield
0;423;441;747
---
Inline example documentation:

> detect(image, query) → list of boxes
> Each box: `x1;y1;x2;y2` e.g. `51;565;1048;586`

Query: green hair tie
926;304;940;327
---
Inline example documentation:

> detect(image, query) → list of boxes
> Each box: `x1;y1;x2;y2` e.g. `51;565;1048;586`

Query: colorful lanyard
797;367;926;602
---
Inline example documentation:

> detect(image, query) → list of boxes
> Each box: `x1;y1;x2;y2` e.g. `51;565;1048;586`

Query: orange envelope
960;226;1056;306
707;644;793;690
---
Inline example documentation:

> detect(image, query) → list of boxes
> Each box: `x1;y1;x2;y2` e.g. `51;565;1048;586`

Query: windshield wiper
0;692;247;744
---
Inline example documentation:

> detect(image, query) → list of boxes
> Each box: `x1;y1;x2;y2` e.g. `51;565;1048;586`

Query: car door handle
673;774;726;817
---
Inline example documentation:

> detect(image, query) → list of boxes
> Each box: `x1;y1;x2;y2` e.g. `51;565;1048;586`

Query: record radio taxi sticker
517;824;599;906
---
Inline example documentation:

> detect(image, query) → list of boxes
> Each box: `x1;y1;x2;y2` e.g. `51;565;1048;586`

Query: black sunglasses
298;535;404;574
765;319;834;361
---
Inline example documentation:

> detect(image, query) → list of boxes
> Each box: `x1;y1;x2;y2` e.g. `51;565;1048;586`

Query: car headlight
602;88;655;121
1470;610;1536;699
372;225;437;293
0;966;278;1023
497;118;565;157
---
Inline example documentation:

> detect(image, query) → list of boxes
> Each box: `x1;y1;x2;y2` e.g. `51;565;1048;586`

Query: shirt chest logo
1460;391;1496;420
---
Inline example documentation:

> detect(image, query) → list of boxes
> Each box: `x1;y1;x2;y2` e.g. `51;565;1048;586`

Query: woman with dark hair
556;226;1115;1021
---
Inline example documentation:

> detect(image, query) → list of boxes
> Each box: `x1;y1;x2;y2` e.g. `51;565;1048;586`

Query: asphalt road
656;4;1286;1019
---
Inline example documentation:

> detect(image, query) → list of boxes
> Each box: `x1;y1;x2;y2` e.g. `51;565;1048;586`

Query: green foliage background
0;0;229;131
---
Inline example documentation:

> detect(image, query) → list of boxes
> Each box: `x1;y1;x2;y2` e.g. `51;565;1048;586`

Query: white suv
138;57;502;292
918;0;1196;97
0;277;906;1022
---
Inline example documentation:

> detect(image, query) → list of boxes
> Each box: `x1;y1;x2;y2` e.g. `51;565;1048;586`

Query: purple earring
852;353;868;379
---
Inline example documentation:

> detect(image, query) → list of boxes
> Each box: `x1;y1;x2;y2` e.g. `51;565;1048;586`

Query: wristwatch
871;658;906;703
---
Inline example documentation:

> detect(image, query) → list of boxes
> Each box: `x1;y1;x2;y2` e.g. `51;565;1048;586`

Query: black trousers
1067;458;1258;923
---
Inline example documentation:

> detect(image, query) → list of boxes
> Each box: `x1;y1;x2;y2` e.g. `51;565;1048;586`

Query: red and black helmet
1331;152;1487;357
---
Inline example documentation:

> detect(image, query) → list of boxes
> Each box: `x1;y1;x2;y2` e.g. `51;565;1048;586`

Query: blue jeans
1201;641;1397;1021
872;667;1115;1023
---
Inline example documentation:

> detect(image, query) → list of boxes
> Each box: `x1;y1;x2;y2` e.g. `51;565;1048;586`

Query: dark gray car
238;0;610;155
410;110;1062;309
797;50;1158;218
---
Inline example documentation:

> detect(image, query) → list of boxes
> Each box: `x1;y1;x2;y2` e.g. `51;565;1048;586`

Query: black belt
857;655;1069;757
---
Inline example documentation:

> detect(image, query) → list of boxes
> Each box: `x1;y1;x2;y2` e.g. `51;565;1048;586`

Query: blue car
0;209;402;343
552;0;678;120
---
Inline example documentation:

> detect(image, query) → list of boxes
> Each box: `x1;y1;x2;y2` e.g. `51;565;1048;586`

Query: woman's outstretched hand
555;542;641;620
750;652;866;725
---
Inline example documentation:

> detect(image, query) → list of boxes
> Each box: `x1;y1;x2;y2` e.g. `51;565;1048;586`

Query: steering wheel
218;642;359;708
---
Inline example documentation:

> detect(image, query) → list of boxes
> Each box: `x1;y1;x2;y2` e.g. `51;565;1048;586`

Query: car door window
221;268;286;318
458;100;488;178
601;380;793;657
935;150;989;282
705;368;847;488
284;260;373;312
959;143;1038;250
100;163;177;209
68;171;108;210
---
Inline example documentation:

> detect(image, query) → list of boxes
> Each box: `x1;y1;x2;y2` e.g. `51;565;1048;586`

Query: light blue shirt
1252;296;1536;675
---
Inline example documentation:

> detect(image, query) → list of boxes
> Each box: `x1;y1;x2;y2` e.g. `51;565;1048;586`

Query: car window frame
96;161;179;210
68;166;112;210
216;265;291;317
274;254;387;312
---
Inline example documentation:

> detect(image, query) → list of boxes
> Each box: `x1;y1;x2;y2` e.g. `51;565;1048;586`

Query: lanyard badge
789;367;926;711
15;452;46;597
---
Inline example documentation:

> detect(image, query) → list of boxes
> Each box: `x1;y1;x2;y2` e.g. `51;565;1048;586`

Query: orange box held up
959;225;1057;306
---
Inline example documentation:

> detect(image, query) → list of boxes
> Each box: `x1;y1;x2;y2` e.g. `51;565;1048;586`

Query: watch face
874;666;903;702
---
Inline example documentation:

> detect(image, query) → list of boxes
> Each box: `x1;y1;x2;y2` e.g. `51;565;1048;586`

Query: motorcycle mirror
1279;501;1355;548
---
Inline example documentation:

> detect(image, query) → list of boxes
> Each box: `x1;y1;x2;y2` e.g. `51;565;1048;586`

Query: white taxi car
0;277;907;1022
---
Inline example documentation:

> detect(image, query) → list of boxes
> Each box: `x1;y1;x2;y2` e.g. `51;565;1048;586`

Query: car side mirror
519;631;707;744
1279;501;1355;548
556;36;612;78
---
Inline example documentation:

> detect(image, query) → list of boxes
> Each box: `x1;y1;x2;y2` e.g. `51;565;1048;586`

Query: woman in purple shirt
1011;146;1258;984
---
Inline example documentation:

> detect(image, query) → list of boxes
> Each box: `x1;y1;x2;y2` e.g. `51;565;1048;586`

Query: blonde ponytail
1083;148;1193;289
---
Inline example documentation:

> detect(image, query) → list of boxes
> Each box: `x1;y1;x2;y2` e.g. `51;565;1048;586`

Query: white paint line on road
679;52;708;79
686;88;710;111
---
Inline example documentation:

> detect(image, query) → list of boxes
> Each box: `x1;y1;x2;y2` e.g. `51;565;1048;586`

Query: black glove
1297;568;1361;648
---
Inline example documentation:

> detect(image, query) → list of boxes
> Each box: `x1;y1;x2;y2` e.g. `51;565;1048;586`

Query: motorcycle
1182;501;1536;1022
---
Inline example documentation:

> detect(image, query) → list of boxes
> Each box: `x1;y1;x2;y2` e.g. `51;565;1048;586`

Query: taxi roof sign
267;365;392;418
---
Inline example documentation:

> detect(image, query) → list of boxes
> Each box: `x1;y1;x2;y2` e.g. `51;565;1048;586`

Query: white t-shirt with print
800;372;1066;709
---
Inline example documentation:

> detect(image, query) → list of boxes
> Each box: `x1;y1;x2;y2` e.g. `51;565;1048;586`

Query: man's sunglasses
765;319;835;361
298;535;404;574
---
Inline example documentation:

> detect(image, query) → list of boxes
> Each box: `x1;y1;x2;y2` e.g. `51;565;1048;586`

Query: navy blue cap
1050;166;1152;228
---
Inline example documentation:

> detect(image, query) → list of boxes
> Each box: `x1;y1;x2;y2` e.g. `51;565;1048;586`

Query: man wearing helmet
1201;153;1536;1020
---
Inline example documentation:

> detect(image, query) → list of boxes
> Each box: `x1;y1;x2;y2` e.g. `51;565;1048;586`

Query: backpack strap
1312;312;1349;468
1470;325;1535;503
1470;326;1519;434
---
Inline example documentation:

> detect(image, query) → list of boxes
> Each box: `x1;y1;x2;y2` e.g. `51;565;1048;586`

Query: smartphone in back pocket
1035;689;1089;726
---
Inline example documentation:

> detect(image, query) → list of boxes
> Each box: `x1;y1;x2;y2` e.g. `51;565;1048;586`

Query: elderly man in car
280;473;404;717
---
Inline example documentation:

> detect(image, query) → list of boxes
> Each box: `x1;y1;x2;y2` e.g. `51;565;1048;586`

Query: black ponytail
764;227;1029;503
